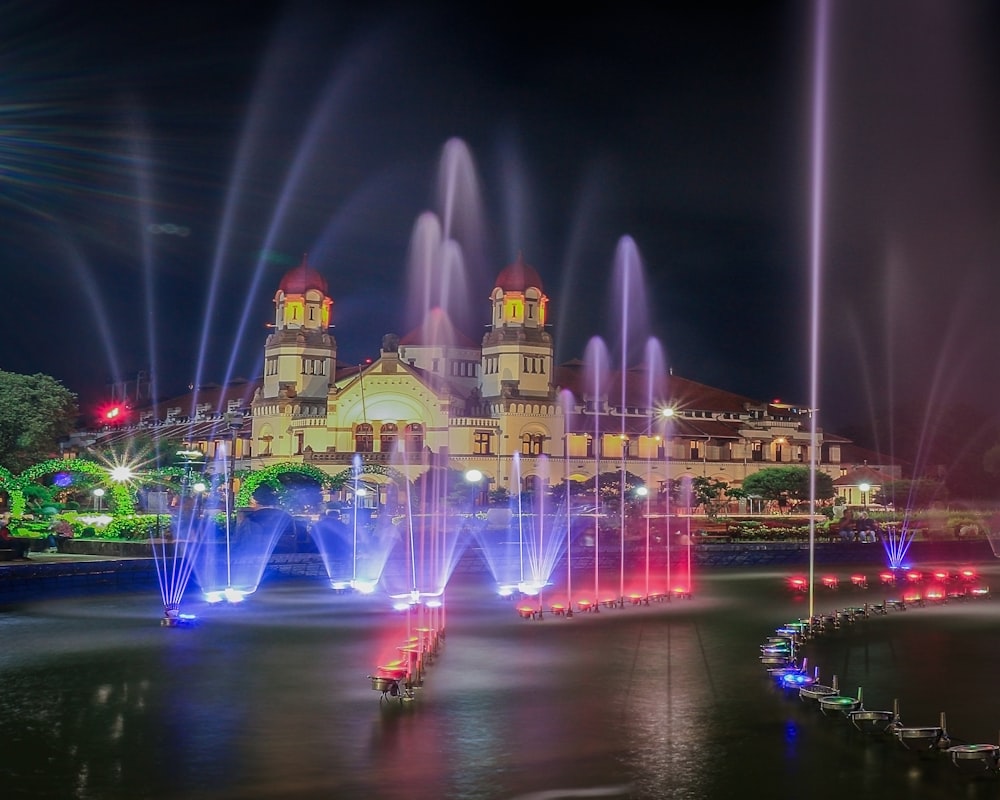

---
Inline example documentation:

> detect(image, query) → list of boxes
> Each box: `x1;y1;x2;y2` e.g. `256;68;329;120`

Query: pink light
821;575;839;589
960;568;977;581
850;574;867;587
906;571;922;583
879;571;895;584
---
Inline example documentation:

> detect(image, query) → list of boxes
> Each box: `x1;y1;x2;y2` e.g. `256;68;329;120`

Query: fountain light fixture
390;588;443;610
204;587;249;604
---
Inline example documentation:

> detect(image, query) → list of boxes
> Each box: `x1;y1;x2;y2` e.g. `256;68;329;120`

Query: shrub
103;515;172;541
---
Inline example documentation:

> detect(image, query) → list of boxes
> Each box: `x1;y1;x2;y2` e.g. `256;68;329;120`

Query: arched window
520;433;544;456
355;423;374;453
380;422;398;453
405;423;424;453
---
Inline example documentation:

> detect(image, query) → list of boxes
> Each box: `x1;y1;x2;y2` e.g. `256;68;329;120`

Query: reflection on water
1;566;1000;799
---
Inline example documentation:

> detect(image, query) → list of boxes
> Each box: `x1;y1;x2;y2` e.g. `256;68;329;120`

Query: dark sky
4;0;1000;440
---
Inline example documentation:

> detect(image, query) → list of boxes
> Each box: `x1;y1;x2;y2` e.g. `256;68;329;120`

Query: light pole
859;482;870;513
223;412;244;591
92;487;105;512
465;469;483;511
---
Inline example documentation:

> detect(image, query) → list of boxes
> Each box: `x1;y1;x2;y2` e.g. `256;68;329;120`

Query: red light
906;571;922;583
851;574;868;588
821;576;839;588
97;402;129;425
879;572;895;584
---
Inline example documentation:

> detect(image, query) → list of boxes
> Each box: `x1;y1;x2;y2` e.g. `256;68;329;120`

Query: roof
552;362;760;415
278;254;328;296
399;307;479;349
832;465;896;486
494;253;544;293
91;414;251;449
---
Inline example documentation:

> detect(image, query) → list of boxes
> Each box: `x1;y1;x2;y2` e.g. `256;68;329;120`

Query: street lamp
859;481;870;512
92;487;105;512
465;469;483;510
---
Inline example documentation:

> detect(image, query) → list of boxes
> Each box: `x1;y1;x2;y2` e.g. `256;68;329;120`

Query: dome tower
480;253;553;400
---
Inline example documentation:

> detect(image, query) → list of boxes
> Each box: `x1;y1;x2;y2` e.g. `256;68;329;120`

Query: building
234;254;845;507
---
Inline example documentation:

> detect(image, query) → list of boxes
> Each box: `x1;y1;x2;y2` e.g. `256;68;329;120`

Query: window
405;423;424;453
355;423;374;453
474;430;492;455
521;433;543;456
380;422;398;453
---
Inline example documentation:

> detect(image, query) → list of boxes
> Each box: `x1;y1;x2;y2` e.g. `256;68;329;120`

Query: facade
236;255;844;507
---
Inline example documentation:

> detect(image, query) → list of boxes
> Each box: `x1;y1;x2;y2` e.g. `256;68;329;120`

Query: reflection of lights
204;587;248;604
352;580;376;594
389;589;443;609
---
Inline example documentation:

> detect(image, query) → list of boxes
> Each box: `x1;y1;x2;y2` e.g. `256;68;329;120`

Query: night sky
4;0;1000;442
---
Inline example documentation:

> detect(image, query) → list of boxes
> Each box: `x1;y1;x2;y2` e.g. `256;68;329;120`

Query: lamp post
465;469;483;511
223;412;244;591
92;487;105;512
859;482;870;512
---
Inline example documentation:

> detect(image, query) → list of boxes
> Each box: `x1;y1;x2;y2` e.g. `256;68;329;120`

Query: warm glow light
465;469;483;483
660;407;674;418
110;465;133;483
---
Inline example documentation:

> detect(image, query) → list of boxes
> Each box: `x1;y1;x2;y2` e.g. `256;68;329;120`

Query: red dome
278;255;328;296
494;253;543;293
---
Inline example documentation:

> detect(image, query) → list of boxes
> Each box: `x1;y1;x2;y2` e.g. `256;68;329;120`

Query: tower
252;256;336;459
480;254;553;400
261;255;336;401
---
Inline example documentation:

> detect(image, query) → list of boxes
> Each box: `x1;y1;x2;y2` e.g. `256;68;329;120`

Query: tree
691;476;729;518
741;466;834;511
0;371;78;473
874;479;947;509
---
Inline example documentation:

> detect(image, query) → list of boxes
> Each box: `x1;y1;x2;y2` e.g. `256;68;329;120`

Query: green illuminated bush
103;515;171;541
